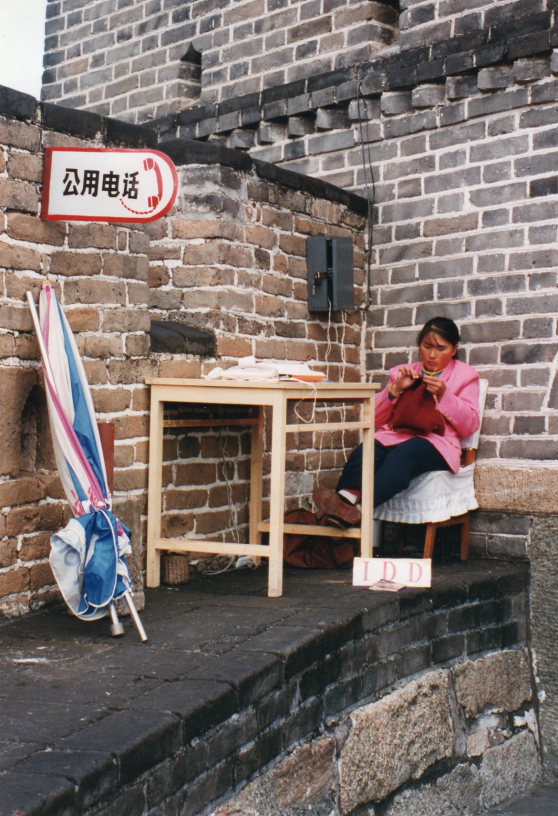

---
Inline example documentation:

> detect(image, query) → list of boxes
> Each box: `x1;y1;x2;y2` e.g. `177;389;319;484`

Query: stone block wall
213;655;540;816
41;0;400;124
0;87;367;617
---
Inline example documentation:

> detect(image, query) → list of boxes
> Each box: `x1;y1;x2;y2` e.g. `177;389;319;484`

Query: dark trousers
337;438;450;507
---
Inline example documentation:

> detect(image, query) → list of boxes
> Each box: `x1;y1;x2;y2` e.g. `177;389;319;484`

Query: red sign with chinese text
41;147;178;223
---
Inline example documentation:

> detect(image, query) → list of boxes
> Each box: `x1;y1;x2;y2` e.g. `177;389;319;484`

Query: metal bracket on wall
306;236;354;312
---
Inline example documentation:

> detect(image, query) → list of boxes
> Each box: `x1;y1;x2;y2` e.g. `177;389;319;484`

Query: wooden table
145;378;378;597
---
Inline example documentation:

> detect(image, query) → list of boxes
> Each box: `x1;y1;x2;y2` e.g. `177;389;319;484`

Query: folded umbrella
27;285;147;641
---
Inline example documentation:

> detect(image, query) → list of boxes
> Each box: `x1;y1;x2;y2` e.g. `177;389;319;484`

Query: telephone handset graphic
143;156;163;209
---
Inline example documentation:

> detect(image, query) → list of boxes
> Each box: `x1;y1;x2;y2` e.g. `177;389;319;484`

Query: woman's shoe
312;487;362;529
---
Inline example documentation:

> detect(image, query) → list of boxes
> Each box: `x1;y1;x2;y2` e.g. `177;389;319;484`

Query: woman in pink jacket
313;317;481;528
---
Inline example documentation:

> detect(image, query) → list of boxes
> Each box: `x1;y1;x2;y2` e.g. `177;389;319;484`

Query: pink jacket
375;358;481;473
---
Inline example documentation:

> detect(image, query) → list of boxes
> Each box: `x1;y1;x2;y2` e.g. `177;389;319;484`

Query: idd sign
353;556;432;588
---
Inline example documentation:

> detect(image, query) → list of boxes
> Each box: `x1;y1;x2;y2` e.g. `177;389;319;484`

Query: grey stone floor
477;783;558;815
0;559;546;816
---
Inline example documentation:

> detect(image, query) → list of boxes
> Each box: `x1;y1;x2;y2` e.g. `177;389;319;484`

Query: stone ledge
149;10;554;141
0;562;529;815
476;460;558;513
159;138;369;215
0;83;157;148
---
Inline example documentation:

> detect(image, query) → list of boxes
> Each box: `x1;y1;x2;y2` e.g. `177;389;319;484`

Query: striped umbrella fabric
28;285;146;639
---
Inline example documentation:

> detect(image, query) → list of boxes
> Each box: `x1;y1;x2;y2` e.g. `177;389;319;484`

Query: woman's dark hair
417;317;460;347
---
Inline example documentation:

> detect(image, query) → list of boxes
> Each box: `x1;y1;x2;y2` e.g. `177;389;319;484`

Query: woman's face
419;331;457;372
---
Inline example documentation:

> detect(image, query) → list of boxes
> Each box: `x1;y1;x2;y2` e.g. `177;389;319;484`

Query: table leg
146;392;164;587
360;395;374;559
249;407;264;559
267;394;287;597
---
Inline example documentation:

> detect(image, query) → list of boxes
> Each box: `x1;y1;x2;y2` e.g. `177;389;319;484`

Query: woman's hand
423;374;446;397
391;365;420;396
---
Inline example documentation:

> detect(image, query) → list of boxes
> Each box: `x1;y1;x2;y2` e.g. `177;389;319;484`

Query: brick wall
399;0;548;52
41;0;399;123
146;141;368;544
41;4;558;505
0;87;366;617
144;4;558;524
0;89;156;616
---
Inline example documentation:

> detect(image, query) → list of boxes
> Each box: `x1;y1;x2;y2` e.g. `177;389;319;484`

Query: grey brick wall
35;1;558;496
153;42;558;470
41;0;399;123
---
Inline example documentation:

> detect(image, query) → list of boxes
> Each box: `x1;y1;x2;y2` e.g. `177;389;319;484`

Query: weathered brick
66;307;101;332
67;223;118;249
0;178;40;213
104;254;149;281
513;57;550;83
0;539;17;569
501;342;558;365
412;84;446;108
509;248;558;270
0;477;49;507
500;439;557;460
125;334;151;356
477;66;514;91
114;467;148;492
5;503;64;536
424;166;481;194
508;293;558;315
0;119;41;151
464;229;524;252
0;566;29;597
0;335;15;359
316;107;349;130
482;209;510;228
423;213;478;237
110;354;159;385
7;152;43;183
29;561;55;590
6;213;66;246
529;175;558;198
469;87;530;118
0;241;42;272
49;251;102;277
467;321;521;344
63;278;128;307
418;257;474;281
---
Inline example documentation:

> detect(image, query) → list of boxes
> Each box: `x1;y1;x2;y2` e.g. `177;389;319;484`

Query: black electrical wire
356;78;377;311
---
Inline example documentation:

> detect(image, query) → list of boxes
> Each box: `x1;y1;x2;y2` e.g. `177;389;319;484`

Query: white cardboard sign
353;556;432;588
41;147;178;223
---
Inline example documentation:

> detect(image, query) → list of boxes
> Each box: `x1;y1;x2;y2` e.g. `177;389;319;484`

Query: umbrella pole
123;591;149;642
108;602;125;637
27;290;59;387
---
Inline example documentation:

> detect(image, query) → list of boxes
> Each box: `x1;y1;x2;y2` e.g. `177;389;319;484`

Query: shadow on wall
149;320;216;356
0;368;55;478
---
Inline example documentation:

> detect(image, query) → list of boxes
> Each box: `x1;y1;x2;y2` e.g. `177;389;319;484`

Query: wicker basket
161;553;190;585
